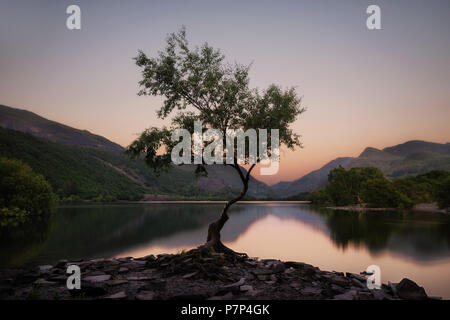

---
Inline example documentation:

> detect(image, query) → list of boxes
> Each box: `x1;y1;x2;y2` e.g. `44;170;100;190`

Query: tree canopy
127;28;304;172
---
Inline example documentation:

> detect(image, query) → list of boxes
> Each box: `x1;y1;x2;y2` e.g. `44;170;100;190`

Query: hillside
272;141;450;198
0;105;124;153
271;157;355;196
0;128;270;201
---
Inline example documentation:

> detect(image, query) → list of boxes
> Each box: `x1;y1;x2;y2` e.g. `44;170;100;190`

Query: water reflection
1;203;450;298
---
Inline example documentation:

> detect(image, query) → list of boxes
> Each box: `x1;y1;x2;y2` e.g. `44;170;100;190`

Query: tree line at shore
308;166;450;210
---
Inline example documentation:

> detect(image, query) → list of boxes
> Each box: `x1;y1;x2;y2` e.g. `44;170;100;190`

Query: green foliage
310;167;449;209
435;176;450;210
310;166;413;208
0;127;146;201
393;170;450;208
0;157;55;227
361;178;413;208
308;189;333;206
129;27;304;170
324;166;384;206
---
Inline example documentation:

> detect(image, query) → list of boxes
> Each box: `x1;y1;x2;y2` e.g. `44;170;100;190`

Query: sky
1;0;449;185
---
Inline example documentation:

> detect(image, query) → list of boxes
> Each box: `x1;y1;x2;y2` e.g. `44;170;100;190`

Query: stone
395;278;428;300
126;276;153;281
289;282;302;290
107;280;129;287
182;272;197;279
334;290;357;300
240;285;253;292
372;289;392;300
56;260;68;268
118;267;129;274
329;275;348;287
207;292;234;300
300;287;322;295
38;265;53;273
351;278;367;289
142;254;156;261
136;291;155;300
34;279;57;286
84;275;111;283
73;283;108;297
105;291;127;299
331;284;346;293
223;277;245;289
270;261;286;274
357;292;374;300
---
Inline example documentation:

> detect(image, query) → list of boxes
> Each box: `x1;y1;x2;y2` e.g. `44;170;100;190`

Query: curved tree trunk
203;163;256;255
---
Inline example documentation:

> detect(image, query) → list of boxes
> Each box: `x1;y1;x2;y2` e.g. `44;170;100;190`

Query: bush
0;157;55;227
361;178;413;208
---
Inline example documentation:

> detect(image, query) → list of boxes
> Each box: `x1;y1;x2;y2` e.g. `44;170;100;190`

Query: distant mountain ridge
0;105;124;153
272;140;450;198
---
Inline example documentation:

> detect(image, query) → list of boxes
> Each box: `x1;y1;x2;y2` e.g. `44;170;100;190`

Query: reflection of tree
0;215;52;267
313;207;450;261
318;209;399;251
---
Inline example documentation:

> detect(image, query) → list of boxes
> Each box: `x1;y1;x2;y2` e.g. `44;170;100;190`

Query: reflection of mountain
16;204;450;267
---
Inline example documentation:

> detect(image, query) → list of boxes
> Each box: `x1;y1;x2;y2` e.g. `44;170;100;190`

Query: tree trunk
202;163;256;255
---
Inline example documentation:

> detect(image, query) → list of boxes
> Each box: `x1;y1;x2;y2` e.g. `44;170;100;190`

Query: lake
2;202;450;298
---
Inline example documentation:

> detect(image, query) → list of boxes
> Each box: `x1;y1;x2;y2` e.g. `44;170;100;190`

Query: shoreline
326;203;448;214
0;249;437;300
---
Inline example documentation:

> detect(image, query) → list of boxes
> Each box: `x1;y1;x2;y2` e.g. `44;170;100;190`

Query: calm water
2;202;450;298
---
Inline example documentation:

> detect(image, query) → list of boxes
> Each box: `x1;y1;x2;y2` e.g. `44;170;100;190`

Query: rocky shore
0;248;436;300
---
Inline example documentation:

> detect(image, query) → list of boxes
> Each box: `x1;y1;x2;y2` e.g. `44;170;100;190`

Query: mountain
0;105;271;200
271;157;355;197
0;105;124;153
272;141;450;198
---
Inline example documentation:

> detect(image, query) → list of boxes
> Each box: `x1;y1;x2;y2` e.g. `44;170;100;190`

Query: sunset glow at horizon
1;0;449;184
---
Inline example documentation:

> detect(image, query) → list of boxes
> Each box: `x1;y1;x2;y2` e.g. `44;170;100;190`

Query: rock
73;283;108;297
207;292;234;300
240;285;253;292
289;282;302;290
329;275;348;287
118;267;129;274
357;292;374;300
223;277;245;289
334;290;357;300
257;275;267;281
84;275;111;283
395;278;428;300
34;279;57;286
351;278;367;289
170;293;209;300
253;268;273;275
47;275;67;283
126;276;153;281
269;261;285;274
136;291;155;300
346;272;366;282
56;260;68;268
182;272;197;279
105;291;127;299
38;265;53;273
372;289;392;300
300;287;322;295
107;280;129;287
331;284;346;293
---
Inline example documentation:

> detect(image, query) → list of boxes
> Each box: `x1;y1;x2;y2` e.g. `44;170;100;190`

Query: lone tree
128;28;304;254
